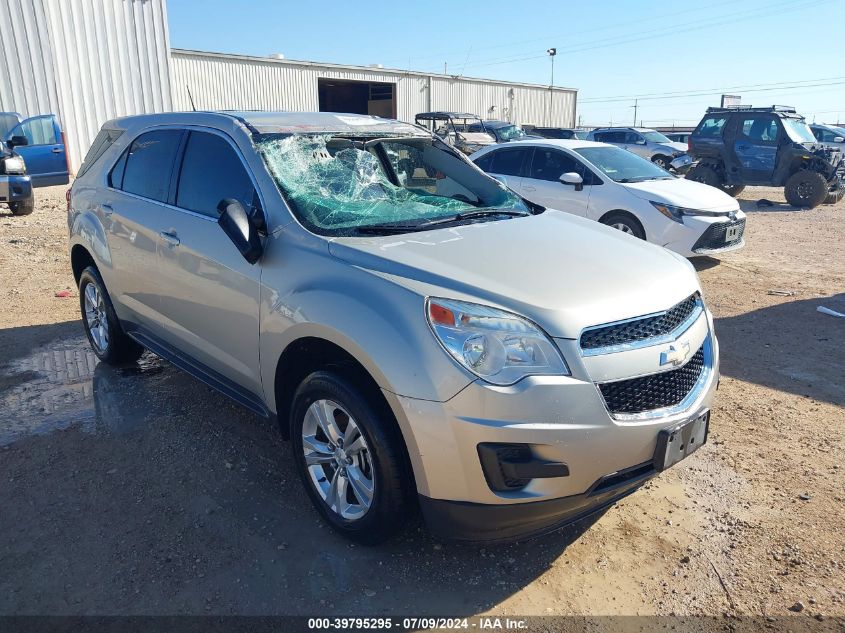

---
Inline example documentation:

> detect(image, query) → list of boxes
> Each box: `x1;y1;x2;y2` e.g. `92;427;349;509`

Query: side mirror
560;172;584;191
834;136;844;143
7;135;28;149
217;198;263;264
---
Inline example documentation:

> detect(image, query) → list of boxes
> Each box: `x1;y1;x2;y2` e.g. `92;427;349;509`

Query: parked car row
69;111;720;544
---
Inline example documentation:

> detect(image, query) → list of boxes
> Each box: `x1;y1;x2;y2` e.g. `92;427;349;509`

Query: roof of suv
108;111;427;136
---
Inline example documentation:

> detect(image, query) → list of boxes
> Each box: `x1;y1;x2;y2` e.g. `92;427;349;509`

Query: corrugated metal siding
0;0;172;173
0;0;60;122
171;50;576;128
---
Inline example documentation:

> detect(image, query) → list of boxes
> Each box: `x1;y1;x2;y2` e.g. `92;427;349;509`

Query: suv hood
328;211;700;339
623;178;740;212
661;142;689;154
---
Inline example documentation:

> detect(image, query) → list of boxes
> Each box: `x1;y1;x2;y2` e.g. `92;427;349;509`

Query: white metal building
170;49;577;134
0;0;577;174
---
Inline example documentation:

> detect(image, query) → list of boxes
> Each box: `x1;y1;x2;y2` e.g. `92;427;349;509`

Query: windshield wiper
416;209;530;228
350;210;529;236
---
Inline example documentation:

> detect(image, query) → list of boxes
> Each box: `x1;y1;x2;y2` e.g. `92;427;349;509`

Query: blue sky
167;0;845;127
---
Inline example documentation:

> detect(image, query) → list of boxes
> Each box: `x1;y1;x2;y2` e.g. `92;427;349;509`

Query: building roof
172;48;578;93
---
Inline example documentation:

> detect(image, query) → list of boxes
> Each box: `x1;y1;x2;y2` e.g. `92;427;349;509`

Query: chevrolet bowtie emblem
660;341;691;367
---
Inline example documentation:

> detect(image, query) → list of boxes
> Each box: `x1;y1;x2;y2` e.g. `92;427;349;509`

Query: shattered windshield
781;118;818;144
257;134;529;235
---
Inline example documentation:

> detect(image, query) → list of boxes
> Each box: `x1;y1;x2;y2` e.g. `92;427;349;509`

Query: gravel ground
0;185;843;618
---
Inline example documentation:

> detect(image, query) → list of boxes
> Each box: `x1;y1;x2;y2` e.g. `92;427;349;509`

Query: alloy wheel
301;399;375;520
611;222;635;235
84;282;109;353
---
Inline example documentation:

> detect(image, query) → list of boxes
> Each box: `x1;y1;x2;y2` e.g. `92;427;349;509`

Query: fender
258;268;474;414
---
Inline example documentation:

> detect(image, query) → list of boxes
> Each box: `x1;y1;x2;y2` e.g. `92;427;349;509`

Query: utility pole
444;62;447;74
546;48;556;125
631;99;638;126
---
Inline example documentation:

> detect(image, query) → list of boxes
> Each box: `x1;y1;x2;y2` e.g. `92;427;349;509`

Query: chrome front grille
580;294;701;354
599;344;706;416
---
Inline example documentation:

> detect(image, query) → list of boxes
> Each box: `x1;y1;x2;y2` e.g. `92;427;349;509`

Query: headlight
3;156;25;174
651;201;685;223
426;297;569;385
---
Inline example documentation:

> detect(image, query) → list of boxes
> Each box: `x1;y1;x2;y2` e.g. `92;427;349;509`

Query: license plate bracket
653;411;709;472
725;225;740;242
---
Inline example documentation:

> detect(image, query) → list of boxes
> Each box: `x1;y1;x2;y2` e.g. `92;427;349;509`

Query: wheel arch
272;332;421;494
598;208;647;239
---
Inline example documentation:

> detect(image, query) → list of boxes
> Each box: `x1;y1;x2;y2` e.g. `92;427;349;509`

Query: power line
427;0;828;74
580;76;845;104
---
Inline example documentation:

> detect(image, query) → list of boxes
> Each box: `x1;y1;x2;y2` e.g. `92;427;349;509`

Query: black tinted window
740;117;778;142
696;117;726;137
529;149;579;181
121;130;183;202
489;147;529;176
109;149;128;189
176;131;255;217
473;152;494;171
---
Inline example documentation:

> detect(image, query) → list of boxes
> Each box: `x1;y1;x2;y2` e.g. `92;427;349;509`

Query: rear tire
9;196;34;216
291;370;413;544
686;164;744;197
78;266;144;364
600;211;646;240
784;170;828;209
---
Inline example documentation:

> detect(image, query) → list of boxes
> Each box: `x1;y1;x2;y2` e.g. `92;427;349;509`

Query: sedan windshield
257;134;529;235
641;131;673;144
575;146;674;182
782;118;817;143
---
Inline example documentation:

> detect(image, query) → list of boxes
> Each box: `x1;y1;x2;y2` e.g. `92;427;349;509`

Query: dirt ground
0;185;842;619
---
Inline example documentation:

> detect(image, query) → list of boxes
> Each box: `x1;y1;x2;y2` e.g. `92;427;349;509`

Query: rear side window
175;131;256;217
77;129;123;178
488;147;530;176
529;149;580;181
740;117;778;142
696;117;727;137
119;130;183;202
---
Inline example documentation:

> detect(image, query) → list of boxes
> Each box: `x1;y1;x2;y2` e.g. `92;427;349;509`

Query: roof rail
705;105;798;114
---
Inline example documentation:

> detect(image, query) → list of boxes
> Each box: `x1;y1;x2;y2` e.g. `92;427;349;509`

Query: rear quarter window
77;129;123;179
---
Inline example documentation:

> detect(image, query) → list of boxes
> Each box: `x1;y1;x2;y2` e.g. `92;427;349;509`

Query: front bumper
670;154;694;174
387;311;720;542
660;213;746;258
0;174;32;203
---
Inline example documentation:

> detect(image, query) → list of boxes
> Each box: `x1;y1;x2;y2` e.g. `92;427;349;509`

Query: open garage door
318;78;396;118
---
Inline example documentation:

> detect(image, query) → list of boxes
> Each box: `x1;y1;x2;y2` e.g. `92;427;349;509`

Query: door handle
159;231;180;247
51;147;63;153
99;204;113;217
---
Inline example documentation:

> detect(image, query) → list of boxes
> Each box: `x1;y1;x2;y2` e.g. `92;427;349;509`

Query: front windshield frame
575;145;676;183
640;130;673;144
781;117;817;143
255;132;531;237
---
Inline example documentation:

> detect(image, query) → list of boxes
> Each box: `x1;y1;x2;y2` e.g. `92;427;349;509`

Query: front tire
78;266;144;364
601;211;646;240
291;371;413;544
784;170;829;209
651;155;670;170
9;196;34;216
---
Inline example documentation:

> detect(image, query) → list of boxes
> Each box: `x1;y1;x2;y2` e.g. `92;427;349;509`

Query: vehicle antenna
186;85;196;112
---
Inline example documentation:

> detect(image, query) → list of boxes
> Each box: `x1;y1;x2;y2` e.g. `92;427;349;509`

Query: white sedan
470;139;746;257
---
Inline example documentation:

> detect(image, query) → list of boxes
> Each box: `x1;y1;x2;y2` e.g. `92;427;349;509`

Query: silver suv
68;112;719;544
588;127;691;172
